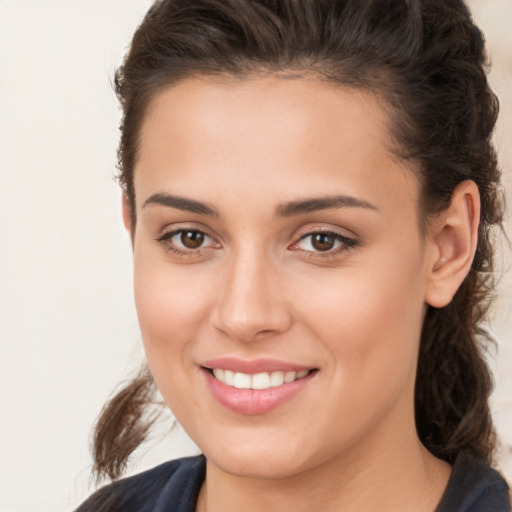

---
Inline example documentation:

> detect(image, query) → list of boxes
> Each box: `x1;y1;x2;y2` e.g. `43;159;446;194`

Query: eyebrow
143;193;219;217
142;192;377;218
276;195;378;217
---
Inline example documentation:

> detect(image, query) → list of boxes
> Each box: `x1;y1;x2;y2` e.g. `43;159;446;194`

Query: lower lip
203;369;314;415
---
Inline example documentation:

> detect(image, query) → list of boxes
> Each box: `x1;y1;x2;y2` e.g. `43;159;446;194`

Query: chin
211;452;308;480
200;433;321;480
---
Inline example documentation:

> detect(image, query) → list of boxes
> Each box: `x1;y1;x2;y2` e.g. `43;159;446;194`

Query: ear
121;193;134;239
425;180;480;308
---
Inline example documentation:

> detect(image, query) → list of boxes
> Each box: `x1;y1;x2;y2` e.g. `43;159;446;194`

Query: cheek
298;270;425;449
132;255;213;417
294;250;426;396
133;250;209;359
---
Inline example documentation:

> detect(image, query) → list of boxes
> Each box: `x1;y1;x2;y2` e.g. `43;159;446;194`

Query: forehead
135;76;419;217
140;76;391;155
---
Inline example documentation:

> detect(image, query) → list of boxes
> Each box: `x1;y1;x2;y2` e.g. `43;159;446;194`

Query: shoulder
75;455;206;512
436;452;511;512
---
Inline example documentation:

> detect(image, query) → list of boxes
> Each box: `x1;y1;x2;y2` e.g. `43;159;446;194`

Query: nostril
255;329;278;337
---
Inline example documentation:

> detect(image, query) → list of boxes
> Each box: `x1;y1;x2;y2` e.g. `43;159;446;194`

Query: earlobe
425;181;480;308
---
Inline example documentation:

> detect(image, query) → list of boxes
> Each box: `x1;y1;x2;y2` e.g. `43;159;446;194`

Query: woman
77;0;510;510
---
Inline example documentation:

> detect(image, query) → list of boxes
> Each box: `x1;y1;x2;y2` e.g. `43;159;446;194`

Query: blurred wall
0;1;510;510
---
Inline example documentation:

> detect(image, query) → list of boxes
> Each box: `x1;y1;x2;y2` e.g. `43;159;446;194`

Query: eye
175;230;207;249
156;228;219;254
292;231;357;254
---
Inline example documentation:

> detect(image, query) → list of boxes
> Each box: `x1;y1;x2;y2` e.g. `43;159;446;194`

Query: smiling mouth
202;363;318;414
208;368;314;390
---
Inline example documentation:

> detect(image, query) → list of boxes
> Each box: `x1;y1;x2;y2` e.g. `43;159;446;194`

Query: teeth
212;369;310;390
270;371;285;387
233;372;252;389
284;371;296;383
251;372;270;390
224;369;235;386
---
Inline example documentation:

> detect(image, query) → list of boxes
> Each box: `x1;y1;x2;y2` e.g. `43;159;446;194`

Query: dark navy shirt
75;452;510;512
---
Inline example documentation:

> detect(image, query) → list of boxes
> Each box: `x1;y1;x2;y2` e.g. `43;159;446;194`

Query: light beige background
0;1;510;511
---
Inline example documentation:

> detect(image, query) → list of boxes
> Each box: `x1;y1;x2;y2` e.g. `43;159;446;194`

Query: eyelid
154;224;358;258
157;227;209;242
289;227;359;254
156;221;218;242
156;226;221;255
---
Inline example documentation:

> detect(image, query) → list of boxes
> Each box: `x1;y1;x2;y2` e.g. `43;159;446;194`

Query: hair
92;0;504;481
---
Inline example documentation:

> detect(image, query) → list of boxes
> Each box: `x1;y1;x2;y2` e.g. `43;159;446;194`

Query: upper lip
201;357;315;374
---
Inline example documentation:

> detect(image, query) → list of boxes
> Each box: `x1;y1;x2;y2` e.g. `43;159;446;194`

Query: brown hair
92;0;504;481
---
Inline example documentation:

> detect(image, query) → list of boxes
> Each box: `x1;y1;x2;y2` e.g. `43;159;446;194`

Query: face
131;77;433;479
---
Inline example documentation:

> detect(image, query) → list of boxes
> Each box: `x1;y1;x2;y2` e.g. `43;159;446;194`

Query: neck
196;412;451;512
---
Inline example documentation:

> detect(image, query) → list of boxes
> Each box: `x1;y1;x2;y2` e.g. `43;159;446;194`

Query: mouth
200;360;318;415
207;368;312;390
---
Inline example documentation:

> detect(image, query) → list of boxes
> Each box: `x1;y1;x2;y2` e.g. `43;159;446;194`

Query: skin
125;77;480;512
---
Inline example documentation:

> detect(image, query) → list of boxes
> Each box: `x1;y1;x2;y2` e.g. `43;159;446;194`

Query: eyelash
156;229;217;257
292;230;359;257
155;228;359;258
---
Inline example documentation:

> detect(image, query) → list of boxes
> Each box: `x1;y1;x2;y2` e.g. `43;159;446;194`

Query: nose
211;249;293;342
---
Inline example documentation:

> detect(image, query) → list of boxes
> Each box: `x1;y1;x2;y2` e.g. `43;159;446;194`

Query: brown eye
156;228;216;254
293;231;357;255
180;230;205;249
311;233;336;251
